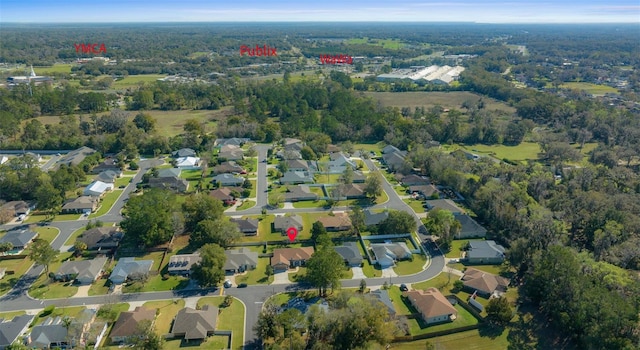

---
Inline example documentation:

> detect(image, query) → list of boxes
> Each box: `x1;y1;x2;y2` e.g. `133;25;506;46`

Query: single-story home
91;157;121;174
0;201;30;218
175;156;200;168
26;316;69;349
339;183;365;199
454;214;487;239
369;289;397;317
405;288;457;325
157;168;181;178
167;253;201;276
287;159;310;172
77;226;123;250
215;138;250;148
382;145;402;154
83;180;114;197
148;176;189;193
212;161;243;175
364;209;389;227
271;247;314;272
352;171;366;183
382;151;406;172
401;174;430;186
171;306;218;341
0;228;38;253
276;150;302;160
210;188;237;206
96;169;122;184
424;199;464;215
231;218;259;235
110;307;156;344
273;215;304;234
283;138;304;151
370;243;412;268
0;314;35;349
334;242;363;267
280;171;314;185
109;258;153;285
317;213;352;232
55;146;96;168
218;145;244;161
172;148;196;158
326;153;356;174
61;196;98;214
465;240;505;264
284;185;318;202
408;185;438;198
461;268;509;297
212;173;245;187
54;256;108;285
224;248;259;274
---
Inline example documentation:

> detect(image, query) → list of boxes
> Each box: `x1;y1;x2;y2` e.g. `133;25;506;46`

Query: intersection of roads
0;145;446;348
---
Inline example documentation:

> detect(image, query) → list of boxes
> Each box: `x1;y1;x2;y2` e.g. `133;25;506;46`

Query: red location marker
286;227;298;242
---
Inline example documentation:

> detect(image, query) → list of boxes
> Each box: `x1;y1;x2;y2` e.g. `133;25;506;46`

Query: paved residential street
0;149;445;349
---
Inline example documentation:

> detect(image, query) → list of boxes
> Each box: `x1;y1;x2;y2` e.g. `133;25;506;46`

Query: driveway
381;267;398;278
272;272;290;284
351;267;366;279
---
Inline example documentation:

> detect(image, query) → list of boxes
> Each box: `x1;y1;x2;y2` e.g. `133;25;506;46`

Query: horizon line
1;21;639;25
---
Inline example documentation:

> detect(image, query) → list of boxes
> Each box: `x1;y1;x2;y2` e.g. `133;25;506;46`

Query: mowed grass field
32;64;74;75
112;74;167;89
364;91;516;114
392;329;509;350
346;37;406;49
560;82;618;95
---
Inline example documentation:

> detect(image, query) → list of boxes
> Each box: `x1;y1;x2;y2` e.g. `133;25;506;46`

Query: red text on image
74;43;107;54
240;45;277;56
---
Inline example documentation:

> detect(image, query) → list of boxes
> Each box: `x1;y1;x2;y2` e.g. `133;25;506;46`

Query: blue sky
1;0;639;23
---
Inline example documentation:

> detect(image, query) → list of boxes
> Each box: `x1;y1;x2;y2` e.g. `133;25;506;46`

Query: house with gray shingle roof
231;218;259;235
212;173;245;186
224;248;259;274
280;171;314;185
465;240;505;264
0;314;34;349
455;214;487;239
109;258;153;284
382;151;406;172
168;253;201;276
172;148;196;158
364;209;388;227
334;242;363;267
26;316;68;349
284;185;318;202
371;243;412;268
0;228;37;253
157;168;181;178
369;289;396;317
273;215;303;233
54;256;108;285
171;306;218;341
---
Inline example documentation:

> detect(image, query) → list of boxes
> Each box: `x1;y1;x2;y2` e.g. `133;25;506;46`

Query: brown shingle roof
317;213;352;230
110;307;156;338
271;247;314;267
461;268;509;295
405;288;457;319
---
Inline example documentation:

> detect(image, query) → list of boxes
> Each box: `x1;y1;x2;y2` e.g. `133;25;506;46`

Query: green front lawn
28;252;77;299
123;170;138;175
143;299;185;336
64;227;87;245
236;200;256;211
403;198;425;213
412;271;457;292
34;306;86;325
89;190;123;218
88;277;111;296
292;200;324;208
33;227;60;244
114;177;131;188
0;257;33;295
197;297;245;350
391;329;509;350
361;260;382;278
393;255;427;275
408;304;479;335
235;257;274;285
25;213;81;223
123;273;190;293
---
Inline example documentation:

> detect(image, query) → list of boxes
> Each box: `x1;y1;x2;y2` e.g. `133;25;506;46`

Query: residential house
382;151;406;172
271;247;314;272
157;168;181;178
148;176;189;193
110;307;156;344
465;240;505;264
368;289;397;317
326;144;341;153
401;174;430;186
54;256;108;285
454;215;487;239
26;316;69;349
167;253;201;276
231;218;259;235
382;145;402;154
66;309;104;349
83;180;114;197
364;209;388;227
56;146;97;168
91;157;121;174
0;228;37;253
370;243;412;268
224;248;259;274
61;196;98;214
109;258;153;284
405;288;458;325
326;153;356;174
218;145;244;161
276;150;302;160
212;161;243;175
212;173;245;187
0;314;34;350
172;148;196;158
23;152;42;163
273;215;304;234
451;149;479;160
284;185;318;202
409;185;438;198
334;242;363;267
317;213;352;232
96;170;122;184
175;156;200;168
77;226;123;251
424;199;464;215
210;188;237;206
171;306;218;341
287;159;310;172
352;171;366;183
280;171;314;185
283;138;304;151
461;268;509;297
0;201;30;217
215;137;249;148
338;183;365;199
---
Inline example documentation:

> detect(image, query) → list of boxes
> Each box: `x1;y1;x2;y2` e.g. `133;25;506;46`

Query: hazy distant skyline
1;0;639;23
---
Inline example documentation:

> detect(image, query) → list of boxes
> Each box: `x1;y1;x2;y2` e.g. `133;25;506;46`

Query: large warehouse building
377;65;465;85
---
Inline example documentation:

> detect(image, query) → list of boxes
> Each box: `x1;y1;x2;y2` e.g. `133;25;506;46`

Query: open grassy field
112;74;166;89
144;109;221;137
459;142;541;162
31;64;74;75
363;91;516;114
560;82;618;95
391;328;509;350
143;299;185;336
347;37;405;49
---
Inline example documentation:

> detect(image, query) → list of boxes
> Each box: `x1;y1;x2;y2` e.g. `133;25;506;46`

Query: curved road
0;148;445;349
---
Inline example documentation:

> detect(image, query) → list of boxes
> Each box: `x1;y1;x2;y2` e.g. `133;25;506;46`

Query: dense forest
1;23;639;348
